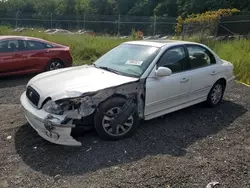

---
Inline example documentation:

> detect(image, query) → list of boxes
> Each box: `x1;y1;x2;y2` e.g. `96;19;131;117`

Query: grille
26;86;40;106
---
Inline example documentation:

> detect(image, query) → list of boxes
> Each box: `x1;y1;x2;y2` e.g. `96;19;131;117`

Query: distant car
12;27;35;32
45;29;58;33
0;36;73;77
47;29;73;35
76;29;95;35
20;40;235;146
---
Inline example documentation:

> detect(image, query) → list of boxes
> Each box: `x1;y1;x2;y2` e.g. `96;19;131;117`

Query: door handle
180;77;189;83
210;71;217;75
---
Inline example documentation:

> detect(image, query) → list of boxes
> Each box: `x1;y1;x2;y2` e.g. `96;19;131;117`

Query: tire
46;59;64;71
206;80;225;108
94;97;140;141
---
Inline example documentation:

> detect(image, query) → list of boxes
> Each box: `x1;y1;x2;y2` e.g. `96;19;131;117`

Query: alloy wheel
211;84;223;104
49;61;62;70
102;107;134;136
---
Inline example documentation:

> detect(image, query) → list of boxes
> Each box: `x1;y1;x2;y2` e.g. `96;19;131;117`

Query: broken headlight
43;96;95;116
43;100;72;115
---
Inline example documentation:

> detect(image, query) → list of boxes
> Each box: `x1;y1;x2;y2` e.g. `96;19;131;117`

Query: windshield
93;44;160;78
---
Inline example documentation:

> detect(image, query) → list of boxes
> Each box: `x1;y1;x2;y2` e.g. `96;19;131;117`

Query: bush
131;28;137;39
175;9;240;35
0;26;10;35
131;28;143;39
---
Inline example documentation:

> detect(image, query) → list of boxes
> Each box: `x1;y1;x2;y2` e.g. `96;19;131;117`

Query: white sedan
20;40;235;146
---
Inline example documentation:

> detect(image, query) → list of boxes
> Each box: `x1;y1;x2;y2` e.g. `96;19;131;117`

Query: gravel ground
0;75;250;188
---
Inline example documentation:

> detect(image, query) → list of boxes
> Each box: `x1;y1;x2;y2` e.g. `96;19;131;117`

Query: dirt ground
0;75;250;188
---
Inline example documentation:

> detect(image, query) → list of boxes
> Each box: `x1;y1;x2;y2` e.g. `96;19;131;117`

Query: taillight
66;49;71;56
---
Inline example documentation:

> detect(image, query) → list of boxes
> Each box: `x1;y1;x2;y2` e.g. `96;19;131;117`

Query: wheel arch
207;77;227;99
49;58;64;64
94;93;139;118
215;77;227;89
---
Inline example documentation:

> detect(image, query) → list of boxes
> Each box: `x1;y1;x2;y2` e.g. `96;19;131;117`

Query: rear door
0;39;26;74
185;44;220;101
20;40;52;71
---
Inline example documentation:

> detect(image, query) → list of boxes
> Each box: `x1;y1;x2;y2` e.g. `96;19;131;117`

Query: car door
144;45;192;120
20;40;51;71
185;44;220;101
0;39;26;74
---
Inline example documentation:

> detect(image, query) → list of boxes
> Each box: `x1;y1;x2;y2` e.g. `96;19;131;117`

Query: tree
115;0;136;15
0;0;250;24
154;0;178;17
75;0;93;15
128;0;157;16
88;0;116;15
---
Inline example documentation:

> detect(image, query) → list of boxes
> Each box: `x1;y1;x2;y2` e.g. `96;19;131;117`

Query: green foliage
0;26;10;35
175;8;240;34
0;0;249;19
154;0;178;17
131;28;137;39
212;39;250;84
46;35;128;65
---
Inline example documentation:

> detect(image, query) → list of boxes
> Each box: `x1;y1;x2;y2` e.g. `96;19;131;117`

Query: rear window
45;44;54;48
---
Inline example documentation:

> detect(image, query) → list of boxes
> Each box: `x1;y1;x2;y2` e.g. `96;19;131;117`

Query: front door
144;45;191;120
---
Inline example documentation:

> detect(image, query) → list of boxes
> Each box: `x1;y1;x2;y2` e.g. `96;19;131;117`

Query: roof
0;35;66;47
124;40;198;48
0;35;47;42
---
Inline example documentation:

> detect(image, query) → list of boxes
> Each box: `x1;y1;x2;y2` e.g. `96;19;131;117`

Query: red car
0;36;73;77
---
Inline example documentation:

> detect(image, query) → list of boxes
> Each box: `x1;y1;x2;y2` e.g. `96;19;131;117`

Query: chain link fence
181;15;250;42
1;12;250;39
0;12;177;36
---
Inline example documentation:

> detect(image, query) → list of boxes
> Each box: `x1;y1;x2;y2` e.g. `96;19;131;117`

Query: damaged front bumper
20;92;82;146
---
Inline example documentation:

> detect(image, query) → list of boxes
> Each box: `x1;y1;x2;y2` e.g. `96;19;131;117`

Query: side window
0;40;19;53
157;46;187;73
24;41;46;50
187;45;216;69
45;43;53;48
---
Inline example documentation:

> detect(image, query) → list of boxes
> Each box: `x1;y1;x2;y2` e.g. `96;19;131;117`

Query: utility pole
50;13;53;29
117;14;120;36
153;15;156;36
84;13;86;30
15;11;20;28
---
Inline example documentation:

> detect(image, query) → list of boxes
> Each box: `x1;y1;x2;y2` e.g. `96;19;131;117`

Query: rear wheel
206;81;225;107
46;59;64;71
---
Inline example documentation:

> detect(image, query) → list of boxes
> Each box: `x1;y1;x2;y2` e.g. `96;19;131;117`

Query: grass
212;39;250;84
1;26;250;84
8;31;129;65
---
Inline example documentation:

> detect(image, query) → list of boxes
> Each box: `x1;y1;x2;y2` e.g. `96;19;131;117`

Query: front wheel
94;97;140;141
206;81;225;107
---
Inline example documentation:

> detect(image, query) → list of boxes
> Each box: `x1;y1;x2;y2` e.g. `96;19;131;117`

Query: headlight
43;100;71;115
43;96;95;115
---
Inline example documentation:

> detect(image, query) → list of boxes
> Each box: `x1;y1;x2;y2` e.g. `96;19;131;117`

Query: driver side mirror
155;67;172;77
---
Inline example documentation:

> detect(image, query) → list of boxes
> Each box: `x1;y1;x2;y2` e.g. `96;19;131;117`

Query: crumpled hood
28;65;138;102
